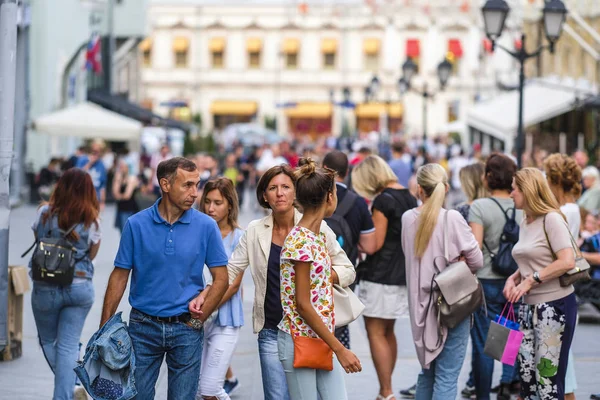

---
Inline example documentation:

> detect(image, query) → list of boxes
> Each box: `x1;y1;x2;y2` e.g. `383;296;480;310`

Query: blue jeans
129;308;204;400
278;330;347;400
32;280;95;400
115;210;135;233
258;328;291;400
471;279;519;399
416;317;470;400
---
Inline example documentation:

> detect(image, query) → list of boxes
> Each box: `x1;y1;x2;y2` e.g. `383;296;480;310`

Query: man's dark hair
157;157;197;185
485;153;517;191
391;141;406;154
322;150;349;179
255;164;296;209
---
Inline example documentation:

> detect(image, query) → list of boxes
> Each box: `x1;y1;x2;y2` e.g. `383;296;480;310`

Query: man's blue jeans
416;317;470;400
129;309;204;399
258;328;291;400
32;280;95;400
471;279;519;400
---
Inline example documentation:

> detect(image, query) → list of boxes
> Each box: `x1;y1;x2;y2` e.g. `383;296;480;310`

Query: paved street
1;202;600;399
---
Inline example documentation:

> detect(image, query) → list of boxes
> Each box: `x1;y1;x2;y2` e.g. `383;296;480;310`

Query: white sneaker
74;385;88;400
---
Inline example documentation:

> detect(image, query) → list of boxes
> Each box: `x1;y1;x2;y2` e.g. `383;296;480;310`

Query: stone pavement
1;204;600;399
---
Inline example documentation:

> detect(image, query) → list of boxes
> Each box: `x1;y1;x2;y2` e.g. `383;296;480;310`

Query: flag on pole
85;33;102;74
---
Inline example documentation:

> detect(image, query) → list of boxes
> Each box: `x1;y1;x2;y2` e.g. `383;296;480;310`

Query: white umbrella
33;102;142;141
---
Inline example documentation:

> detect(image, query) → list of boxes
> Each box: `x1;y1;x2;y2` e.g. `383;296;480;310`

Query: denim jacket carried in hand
74;312;136;400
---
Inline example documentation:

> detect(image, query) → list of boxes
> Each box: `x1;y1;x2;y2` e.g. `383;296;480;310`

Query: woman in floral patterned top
278;158;361;400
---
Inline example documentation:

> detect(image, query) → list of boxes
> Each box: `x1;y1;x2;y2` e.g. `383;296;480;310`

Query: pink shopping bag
484;303;524;366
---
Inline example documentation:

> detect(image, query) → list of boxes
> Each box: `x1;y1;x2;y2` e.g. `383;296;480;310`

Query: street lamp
482;0;567;168
368;75;381;102
400;57;452;148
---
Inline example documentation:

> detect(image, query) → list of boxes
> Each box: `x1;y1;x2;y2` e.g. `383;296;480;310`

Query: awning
406;39;420;58
286;103;332;119
355;103;404;118
247;38;262;52
363;38;380;55
448;39;463;58
321;39;337;53
139;38;152;52
173;37;189;52
388;103;403;118
210;101;258;116
467;80;583;142
33;102;142;141
282;38;299;53
87;89;193;133
209;37;225;52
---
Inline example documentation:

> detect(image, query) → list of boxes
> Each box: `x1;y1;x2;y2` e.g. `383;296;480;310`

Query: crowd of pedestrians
24;133;600;400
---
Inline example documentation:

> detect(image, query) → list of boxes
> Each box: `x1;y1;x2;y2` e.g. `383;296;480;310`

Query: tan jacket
227;209;355;333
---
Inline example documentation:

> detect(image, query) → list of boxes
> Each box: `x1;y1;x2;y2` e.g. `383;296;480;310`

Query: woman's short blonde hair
351;155;398;199
459;162;486;202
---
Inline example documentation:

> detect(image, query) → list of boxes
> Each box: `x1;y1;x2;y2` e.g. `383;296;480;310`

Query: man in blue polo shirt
100;157;229;399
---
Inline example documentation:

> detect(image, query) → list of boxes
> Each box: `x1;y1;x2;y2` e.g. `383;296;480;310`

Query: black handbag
22;224;78;286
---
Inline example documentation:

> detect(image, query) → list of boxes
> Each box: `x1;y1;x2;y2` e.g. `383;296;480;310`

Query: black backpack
483;198;519;277
325;190;359;265
22;224;78;286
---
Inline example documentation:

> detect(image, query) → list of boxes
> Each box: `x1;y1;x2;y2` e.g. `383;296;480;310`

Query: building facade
27;0;147;171
141;0;522;143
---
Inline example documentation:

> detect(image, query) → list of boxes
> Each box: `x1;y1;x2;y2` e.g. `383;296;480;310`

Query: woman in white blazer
226;164;355;400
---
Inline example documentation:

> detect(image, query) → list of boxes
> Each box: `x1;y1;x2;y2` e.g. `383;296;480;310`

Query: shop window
286;53;298;69
365;53;379;71
249;51;261;69
212;51;224;69
324;52;336;69
175;50;188;68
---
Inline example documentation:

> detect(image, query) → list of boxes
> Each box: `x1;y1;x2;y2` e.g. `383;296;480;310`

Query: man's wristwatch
533;271;542;284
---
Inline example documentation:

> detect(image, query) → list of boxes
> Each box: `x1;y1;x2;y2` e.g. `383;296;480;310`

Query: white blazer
227;209;355;333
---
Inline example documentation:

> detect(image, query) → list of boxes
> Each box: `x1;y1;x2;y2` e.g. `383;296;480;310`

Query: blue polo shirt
114;199;228;317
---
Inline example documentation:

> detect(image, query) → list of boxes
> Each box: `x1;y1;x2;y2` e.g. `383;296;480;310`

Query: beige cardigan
227;209;355;333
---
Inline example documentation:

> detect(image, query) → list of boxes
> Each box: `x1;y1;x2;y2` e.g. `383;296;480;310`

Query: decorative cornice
205;20;226;29
169;21;189;29
361;22;384;30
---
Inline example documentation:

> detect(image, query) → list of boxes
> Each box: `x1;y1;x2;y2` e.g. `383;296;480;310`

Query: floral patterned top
278;226;334;337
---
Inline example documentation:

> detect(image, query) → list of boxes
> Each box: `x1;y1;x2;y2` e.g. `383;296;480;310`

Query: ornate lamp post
399;58;452;148
482;0;567;168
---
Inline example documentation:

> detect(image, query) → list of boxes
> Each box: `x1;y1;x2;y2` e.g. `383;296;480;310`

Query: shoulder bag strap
544;214;582;260
444;210;449;262
543;215;558;261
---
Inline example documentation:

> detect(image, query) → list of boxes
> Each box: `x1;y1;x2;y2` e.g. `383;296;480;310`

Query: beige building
523;0;600;85
140;0;521;142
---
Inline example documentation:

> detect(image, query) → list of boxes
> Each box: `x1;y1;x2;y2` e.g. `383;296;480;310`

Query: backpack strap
482;198;515;256
335;189;357;218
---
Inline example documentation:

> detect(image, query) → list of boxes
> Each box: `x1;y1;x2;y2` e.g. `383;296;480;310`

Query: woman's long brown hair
42;168;99;239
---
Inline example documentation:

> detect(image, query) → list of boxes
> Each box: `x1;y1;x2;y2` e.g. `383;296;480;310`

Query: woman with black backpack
467;153;521;400
351;155;417;400
28;168;101;400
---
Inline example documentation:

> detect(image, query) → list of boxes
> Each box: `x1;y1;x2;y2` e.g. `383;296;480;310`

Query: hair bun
297;157;317;177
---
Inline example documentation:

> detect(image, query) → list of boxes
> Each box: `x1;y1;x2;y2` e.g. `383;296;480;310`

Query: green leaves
537;357;559;378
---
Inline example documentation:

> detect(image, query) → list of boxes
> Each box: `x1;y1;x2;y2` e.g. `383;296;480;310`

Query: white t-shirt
560;203;581;239
448;156;471;189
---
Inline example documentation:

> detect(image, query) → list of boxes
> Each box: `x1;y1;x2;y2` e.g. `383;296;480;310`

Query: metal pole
516;34;526;169
0;0;18;351
107;0;115;93
422;84;428;152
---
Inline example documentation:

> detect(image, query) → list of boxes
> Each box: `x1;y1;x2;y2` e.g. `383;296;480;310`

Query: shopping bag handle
499;302;516;326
